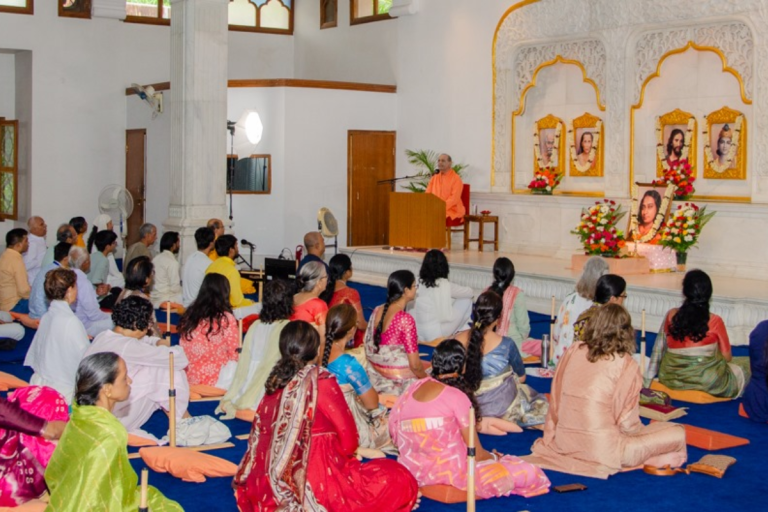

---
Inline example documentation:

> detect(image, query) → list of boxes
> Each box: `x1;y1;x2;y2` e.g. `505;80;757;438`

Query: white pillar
165;0;229;263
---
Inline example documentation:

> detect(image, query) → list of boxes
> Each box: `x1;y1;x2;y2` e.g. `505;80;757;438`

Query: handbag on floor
643;455;737;478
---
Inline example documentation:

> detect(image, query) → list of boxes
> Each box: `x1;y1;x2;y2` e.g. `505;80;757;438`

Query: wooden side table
463;214;499;252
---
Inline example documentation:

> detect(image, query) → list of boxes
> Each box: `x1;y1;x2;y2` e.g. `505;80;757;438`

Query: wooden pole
166;303;171;335
467;406;476;512
238;318;243;350
549;295;556;363
640;309;647;376
169;352;176;448
259;264;264;303
139;468;148;512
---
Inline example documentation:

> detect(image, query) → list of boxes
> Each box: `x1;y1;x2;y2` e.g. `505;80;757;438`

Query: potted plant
571;199;627;258
528;169;563;195
657;202;716;271
401;149;467;193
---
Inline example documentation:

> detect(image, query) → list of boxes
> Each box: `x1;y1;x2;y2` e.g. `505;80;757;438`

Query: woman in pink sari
364;270;427;395
389;339;550;499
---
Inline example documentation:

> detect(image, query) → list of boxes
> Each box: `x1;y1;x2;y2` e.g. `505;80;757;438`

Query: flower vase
531;189;553;195
675;251;688;272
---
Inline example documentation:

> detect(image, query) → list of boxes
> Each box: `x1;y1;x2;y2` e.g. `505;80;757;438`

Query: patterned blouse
180;312;240;386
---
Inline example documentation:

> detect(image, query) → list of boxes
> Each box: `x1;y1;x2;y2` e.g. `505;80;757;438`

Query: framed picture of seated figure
533;114;565;176
703;106;747;180
626;182;675;244
567;113;603;177
656;109;696;178
59;0;92;18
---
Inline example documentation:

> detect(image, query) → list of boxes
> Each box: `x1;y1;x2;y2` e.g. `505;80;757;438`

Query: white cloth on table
24;300;90;403
84;329;190;433
182;250;211;307
410;277;473;341
23;234;47;286
150;250;182;308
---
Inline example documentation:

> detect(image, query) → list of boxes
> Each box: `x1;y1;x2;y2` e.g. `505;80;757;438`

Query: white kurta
409;277;474;341
24;300;90;403
23;233;47;286
150;250;182;307
84;330;190;433
181;250;211;307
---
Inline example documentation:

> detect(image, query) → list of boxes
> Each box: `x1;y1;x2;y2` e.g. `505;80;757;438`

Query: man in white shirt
150;231;182;307
182;227;214;307
23;216;47;286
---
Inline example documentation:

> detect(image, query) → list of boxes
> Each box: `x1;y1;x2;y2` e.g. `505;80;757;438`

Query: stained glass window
351;0;391;24
0;121;18;219
228;0;293;34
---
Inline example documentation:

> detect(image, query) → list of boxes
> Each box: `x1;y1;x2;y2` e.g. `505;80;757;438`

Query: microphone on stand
240;239;256;248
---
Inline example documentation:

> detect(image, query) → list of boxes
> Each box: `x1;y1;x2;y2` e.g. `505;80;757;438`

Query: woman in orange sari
291;261;329;327
327;254;367;347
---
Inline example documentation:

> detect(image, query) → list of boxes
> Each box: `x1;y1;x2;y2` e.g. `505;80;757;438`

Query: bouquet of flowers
571;199;627;257
652;159;695;200
528;169;563;194
658;202;716;254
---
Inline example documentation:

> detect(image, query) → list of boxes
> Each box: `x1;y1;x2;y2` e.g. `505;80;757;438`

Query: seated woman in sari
742;319;768;422
326;254;367;348
291;261;329;326
322;304;391;451
572;274;627;342
0;393;66;507
83;296;190;435
217;279;294;418
527;304;687;479
234;320;419;511
364;270;427;395
116;256;162;337
456;291;548;428
178;273;239;388
647;270;749;398
389;339;550;499
488;257;530;353
46;352;182;511
410;249;473;341
553;256;608;365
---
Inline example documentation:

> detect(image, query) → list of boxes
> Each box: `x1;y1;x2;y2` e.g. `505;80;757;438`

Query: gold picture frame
656;109;696;178
533;114;565;177
568;112;603;177
627;182;675;244
703;106;746;180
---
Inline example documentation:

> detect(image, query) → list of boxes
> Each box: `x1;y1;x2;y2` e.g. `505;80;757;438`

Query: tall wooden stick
467;407;476;512
640;309;647;375
238;318;243;349
166;303;171;335
549;295;556;364
169;352;176;448
139;468;149;512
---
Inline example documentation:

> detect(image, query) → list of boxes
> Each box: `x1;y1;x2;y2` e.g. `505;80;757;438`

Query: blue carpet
3;284;765;512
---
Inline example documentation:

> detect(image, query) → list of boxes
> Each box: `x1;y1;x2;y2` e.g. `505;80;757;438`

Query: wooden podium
389;192;445;249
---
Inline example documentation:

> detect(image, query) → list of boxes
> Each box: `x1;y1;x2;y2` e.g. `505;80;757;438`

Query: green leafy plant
402;149;467;193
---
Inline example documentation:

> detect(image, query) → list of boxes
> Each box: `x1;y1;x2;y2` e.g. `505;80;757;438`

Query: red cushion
446;217;464;227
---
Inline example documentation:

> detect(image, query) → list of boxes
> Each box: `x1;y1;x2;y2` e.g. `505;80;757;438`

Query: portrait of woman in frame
568;112;603;177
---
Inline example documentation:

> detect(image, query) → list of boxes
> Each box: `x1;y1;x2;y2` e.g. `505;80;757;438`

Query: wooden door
125;129;146;246
347;130;395;246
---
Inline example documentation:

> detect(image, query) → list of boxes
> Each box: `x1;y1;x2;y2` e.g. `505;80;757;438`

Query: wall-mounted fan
98;185;134;258
317;207;339;255
131;83;164;118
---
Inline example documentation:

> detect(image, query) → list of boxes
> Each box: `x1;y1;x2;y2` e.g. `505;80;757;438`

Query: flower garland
528;169;563;194
628;183;674;243
652;160;695;200
567;120;601;173
703;114;743;174
571;199;627;258
533;123;562;171
656;116;695;172
658;202;716;254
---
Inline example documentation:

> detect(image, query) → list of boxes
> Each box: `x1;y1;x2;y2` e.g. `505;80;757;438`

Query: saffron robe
426;169;465;220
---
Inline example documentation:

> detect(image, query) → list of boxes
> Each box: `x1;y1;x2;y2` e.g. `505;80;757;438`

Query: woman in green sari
45;352;183;511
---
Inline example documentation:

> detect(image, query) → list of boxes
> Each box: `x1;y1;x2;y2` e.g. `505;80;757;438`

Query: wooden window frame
320;0;337;29
125;0;170;26
350;0;391;26
0;0;33;15
0;118;19;221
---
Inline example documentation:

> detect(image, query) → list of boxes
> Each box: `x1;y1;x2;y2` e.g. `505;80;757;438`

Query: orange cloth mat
649;380;732;404
127;433;159;447
235;409;256;423
651;422;750;451
189;385;226;398
419;485;472;504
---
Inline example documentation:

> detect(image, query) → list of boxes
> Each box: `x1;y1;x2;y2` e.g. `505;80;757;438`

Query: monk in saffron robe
426;153;465;221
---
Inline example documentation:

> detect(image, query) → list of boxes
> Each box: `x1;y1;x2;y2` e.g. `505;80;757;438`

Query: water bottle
540;334;550;368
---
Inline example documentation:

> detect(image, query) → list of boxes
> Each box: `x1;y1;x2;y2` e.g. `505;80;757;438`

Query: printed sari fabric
476;371;548;427
389;378;551;499
291;297;328;326
363;306;420;396
45;403;182;511
234;366;418;512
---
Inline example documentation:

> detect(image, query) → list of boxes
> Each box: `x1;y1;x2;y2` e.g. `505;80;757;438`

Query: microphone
433;168;440;175
240;239;256;248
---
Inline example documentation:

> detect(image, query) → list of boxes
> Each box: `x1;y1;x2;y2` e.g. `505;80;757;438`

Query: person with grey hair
552;256;610;365
23;216;47;286
123;223;157;277
69;245;114;337
291;260;329;326
41;223;76;268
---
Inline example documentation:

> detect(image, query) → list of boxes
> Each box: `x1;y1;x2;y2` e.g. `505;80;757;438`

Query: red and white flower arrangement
658;202;715;254
528;169;563;194
652;159;695;200
571;199;627;258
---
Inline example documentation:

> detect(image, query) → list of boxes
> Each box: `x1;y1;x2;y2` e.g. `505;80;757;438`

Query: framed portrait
59;0;91;19
655;109;696;177
567;112;603;177
703;106;746;180
627;182;675;244
533;114;564;176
